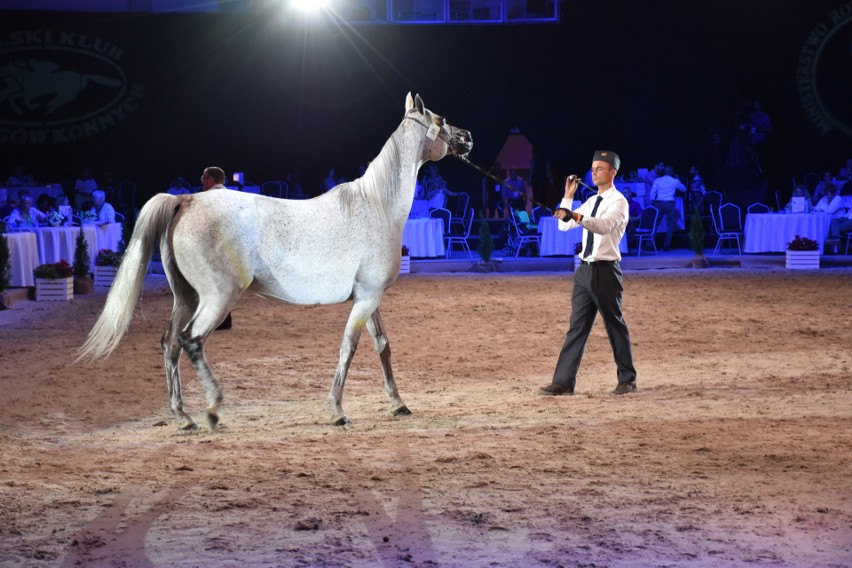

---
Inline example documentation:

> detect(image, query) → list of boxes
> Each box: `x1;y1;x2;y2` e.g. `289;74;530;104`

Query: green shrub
73;227;91;279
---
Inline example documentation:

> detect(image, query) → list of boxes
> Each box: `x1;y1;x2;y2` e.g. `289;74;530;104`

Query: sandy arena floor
0;268;850;567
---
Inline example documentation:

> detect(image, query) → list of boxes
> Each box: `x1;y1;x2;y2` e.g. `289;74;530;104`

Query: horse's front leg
329;300;379;425
366;308;410;418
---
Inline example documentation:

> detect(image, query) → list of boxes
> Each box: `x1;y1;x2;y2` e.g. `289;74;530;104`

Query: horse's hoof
206;411;220;430
392;405;412;417
178;420;198;431
331;415;351;426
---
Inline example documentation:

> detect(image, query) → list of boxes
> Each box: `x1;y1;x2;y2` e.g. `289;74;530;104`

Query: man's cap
593;150;621;171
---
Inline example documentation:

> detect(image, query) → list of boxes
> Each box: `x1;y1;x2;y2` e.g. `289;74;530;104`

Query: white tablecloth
402;218;445;257
94;222;123;253
35;226;98;272
409;199;430;219
538;217;627;256
3;232;39;286
744;213;831;253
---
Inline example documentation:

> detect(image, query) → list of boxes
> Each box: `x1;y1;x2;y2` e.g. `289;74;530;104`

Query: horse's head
404;93;472;162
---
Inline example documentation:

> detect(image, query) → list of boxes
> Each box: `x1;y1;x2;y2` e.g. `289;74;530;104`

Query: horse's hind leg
162;300;197;430
178;305;230;430
366;308;410;417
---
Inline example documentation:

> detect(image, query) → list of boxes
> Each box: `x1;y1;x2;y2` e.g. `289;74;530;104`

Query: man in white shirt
828;203;852;241
650;165;686;251
539;150;637;396
90;190;115;225
813;184;844;217
200;166;232;330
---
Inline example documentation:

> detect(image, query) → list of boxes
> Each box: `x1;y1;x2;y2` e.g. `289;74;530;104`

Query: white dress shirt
92;202;115;225
650;175;685;202
558;185;629;262
813;195;845;217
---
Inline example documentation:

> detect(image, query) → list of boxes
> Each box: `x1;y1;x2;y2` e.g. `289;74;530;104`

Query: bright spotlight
291;0;329;11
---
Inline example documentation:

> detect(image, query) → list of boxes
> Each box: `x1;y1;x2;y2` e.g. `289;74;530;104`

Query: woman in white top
7;195;46;228
812;184;845;217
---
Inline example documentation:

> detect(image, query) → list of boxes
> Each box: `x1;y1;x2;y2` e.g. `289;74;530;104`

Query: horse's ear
414;94;425;114
405;92;414;112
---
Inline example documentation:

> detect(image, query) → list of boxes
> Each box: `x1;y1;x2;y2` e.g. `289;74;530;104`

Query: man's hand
564;175;579;200
554;207;574;222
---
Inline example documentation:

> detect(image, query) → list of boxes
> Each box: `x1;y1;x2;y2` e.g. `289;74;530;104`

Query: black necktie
583;195;603;259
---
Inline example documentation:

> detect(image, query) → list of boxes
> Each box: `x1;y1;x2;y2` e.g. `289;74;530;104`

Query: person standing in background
201;166;232;330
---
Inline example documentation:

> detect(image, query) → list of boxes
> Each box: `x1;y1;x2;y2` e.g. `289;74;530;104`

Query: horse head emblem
0;59;122;116
405;93;472;161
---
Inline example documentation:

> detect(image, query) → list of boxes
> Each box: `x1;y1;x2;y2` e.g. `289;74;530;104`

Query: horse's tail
76;194;182;362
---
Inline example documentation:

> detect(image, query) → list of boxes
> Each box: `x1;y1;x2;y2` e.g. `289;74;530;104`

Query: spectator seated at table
0;190;17;218
56;195;73;226
624;187;643;234
421;163;464;211
784;185;813;213
828;205;852;241
36;193;56;216
812;171;834;204
7;195;46;229
812;184;845;217
88;190;116;226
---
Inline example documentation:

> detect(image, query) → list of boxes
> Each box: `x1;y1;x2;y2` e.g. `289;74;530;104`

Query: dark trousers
653;200;679;249
552;262;637;389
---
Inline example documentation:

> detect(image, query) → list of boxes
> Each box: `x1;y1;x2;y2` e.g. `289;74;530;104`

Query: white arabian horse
77;93;472;429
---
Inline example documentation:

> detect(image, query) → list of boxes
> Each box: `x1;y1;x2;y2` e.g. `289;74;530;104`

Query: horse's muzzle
450;129;473;157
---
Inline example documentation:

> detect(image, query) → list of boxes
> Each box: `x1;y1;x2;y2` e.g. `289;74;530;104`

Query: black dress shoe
612;381;637;395
539;383;574;396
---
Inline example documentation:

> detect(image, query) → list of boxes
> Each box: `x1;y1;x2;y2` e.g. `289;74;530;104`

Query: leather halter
404;112;454;145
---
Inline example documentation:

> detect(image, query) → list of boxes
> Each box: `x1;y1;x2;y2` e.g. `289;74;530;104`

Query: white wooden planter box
36;277;73;301
400;256;411;274
785;250;820;269
94;266;119;288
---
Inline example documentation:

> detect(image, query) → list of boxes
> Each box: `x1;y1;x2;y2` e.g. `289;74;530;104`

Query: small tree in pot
73;227;94;294
475;213;496;272
689;208;709;268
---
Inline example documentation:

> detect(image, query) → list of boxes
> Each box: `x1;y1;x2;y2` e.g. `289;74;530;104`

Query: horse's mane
333;127;406;223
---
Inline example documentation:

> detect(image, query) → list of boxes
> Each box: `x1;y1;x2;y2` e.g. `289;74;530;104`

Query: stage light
291;0;328;12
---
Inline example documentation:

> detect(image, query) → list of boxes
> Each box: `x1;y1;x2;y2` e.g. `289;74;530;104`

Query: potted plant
400;245;410;274
47;210;67;227
475;214;496;272
786;235;819;269
0;235;11;309
34;260;74;301
689;208;709;268
94;249;122;288
73;226;93;294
